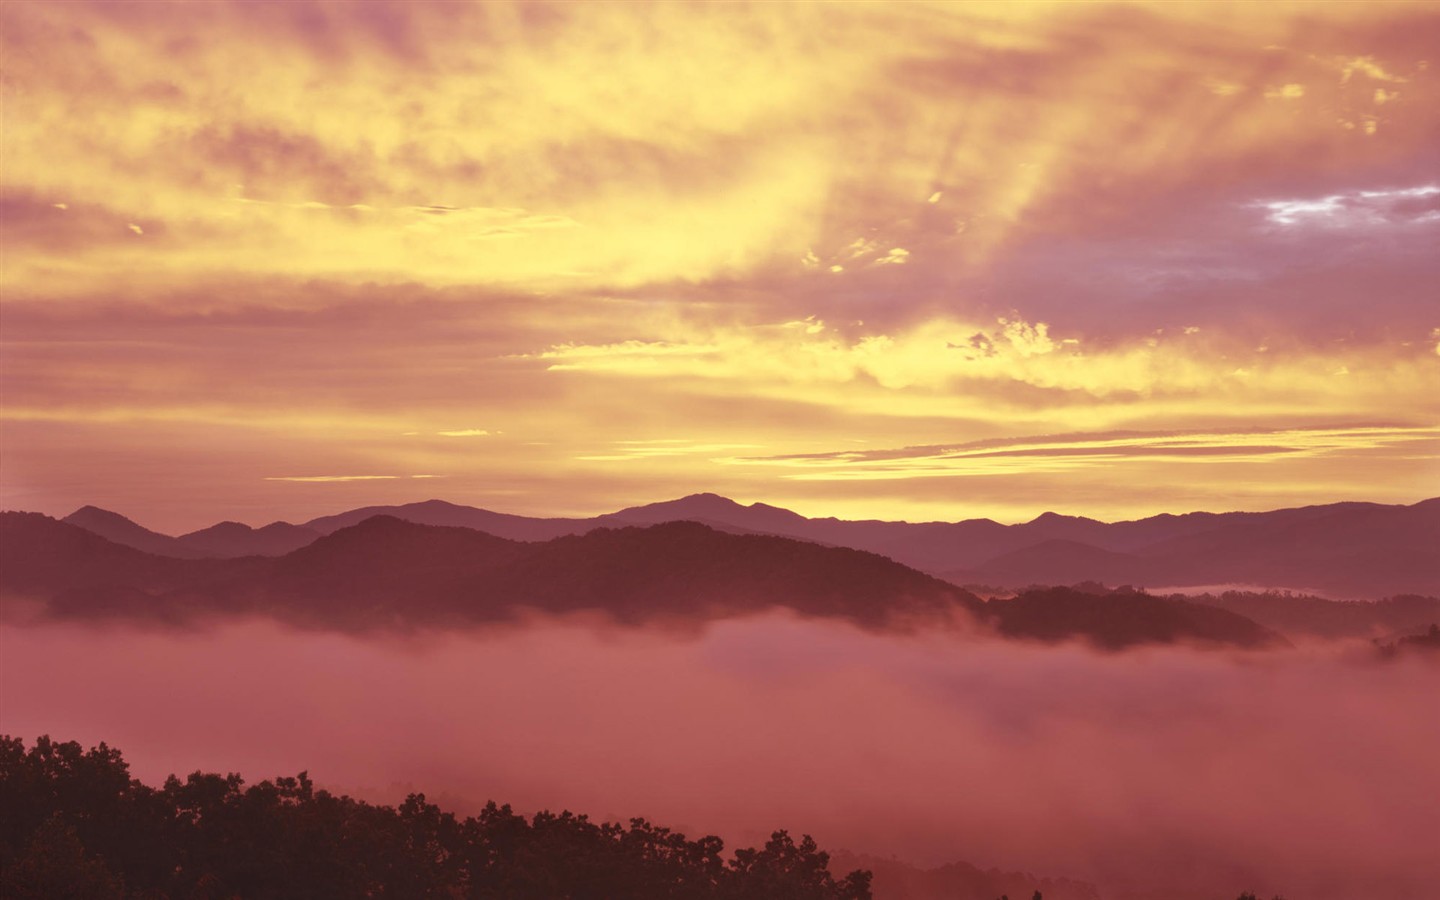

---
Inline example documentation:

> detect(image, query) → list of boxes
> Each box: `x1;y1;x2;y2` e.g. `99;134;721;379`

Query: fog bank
2;615;1436;900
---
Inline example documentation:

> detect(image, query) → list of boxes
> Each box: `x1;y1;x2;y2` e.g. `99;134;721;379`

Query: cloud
527;314;1439;423
3;1;1439;528
574;440;764;463
732;425;1440;482
1256;183;1440;227
263;474;442;483
4;1;1438;297
3;275;1435;531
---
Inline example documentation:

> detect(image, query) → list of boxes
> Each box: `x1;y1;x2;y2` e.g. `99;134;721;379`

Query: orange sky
2;0;1438;532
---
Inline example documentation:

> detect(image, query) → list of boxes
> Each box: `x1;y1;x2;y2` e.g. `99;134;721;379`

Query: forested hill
0;736;1297;900
1175;589;1440;640
0;735;871;900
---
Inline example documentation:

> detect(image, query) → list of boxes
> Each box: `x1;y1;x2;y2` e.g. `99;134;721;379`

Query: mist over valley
4;494;1438;899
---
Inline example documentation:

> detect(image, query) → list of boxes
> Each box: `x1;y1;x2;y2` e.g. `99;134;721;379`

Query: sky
2;0;1438;533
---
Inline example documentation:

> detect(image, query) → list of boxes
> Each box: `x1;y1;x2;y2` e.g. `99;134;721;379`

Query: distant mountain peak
645;492;808;515
60;504;207;558
675;492;743;507
1027;510;1101;526
66;505;138;525
175;519;322;558
747;500;795;513
63;505;161;534
204;521;252;533
609;493;743;517
411;499;470;510
604;494;811;534
337;513;408;532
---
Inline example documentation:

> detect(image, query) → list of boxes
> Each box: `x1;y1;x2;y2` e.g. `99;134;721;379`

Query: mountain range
63;505;320;559
1;511;1285;649
50;493;1440;598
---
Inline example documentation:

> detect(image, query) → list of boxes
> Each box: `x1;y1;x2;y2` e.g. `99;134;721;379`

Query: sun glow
2;0;1437;529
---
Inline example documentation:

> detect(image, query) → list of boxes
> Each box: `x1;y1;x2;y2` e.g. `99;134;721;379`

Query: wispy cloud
264;474;443;483
576;440;764;463
729;425;1440;482
525;314;1440;426
3;1;1437;526
1255;184;1440;227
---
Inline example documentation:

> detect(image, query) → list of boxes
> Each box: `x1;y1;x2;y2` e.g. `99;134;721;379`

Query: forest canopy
0;735;872;900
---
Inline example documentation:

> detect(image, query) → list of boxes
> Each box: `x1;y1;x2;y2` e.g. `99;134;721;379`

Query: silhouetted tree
0;735;871;900
1;815;123;899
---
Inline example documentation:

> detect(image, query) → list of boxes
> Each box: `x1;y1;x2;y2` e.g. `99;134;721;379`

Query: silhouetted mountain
960;539;1150;588
601;492;812;532
1015;508;1225;553
250;516;529;624
6;512;1292;649
596;495;1018;570
56;494;1440;596
986;586;1287;650
61;505;207;558
295;494;1440;597
176;520;320;557
263;518;987;630
938;499;1440;597
296;495;1021;571
2;513;984;632
1179;590;1440;640
0;512;245;597
63;507;318;560
1128;500;1440;596
1018;510;1112;544
828;850;1100;900
303;498;592;540
475;520;976;627
19;490;1436;634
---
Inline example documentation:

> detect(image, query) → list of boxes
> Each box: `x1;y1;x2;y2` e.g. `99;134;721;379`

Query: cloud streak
734;425;1440;481
263;474;442;483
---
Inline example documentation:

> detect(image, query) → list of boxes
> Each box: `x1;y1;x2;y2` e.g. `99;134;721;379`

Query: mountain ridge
43;492;1440;597
176;520;321;557
3;512;984;633
2;511;1289;649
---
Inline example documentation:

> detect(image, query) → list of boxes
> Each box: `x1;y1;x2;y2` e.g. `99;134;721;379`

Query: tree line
0;735;871;900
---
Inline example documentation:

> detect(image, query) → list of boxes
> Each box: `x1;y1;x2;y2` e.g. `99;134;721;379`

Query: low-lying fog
3;614;1436;900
